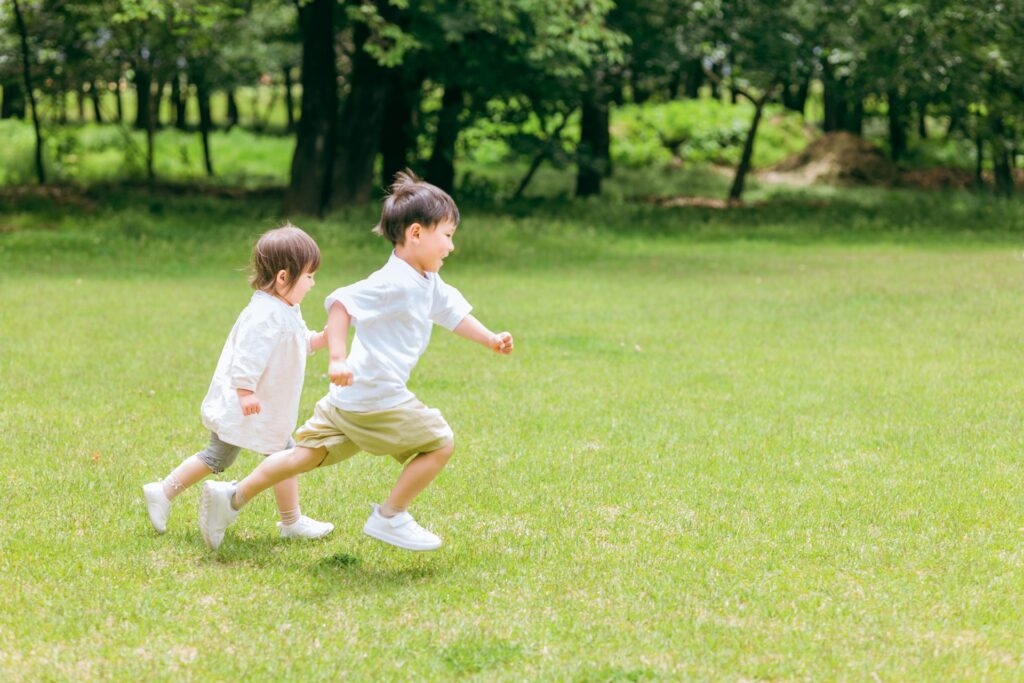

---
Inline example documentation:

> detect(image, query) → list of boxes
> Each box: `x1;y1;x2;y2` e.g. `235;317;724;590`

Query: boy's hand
489;331;514;355
329;360;354;386
239;393;261;416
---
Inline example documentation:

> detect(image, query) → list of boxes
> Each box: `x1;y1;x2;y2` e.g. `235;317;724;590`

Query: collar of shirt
388;250;432;289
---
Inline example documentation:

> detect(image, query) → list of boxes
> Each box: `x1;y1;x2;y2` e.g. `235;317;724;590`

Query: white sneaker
198;480;240;550
278;515;334;540
362;504;442;551
142;482;170;534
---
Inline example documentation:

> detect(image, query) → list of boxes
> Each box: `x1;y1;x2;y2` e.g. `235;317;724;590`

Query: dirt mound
762;132;900;186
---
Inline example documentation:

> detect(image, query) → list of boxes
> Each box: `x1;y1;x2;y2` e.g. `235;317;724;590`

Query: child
198;171;513;551
143;225;334;541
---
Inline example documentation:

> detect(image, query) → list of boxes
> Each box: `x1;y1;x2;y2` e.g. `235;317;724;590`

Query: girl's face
276;268;316;306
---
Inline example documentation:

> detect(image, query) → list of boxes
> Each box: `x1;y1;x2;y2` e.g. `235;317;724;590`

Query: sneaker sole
362;524;441;551
198;483;216;549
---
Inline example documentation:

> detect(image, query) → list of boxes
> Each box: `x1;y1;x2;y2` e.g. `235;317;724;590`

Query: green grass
1;185;1024;680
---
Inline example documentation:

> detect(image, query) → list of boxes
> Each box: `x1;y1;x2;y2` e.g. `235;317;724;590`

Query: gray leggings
196;432;296;473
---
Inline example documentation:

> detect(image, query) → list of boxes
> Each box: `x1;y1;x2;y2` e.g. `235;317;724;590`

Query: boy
199;171;514;551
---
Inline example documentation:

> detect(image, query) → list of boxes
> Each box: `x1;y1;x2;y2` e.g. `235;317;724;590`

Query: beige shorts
295;396;454;467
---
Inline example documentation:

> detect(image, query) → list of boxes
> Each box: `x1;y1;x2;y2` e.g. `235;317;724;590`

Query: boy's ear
407;222;422;240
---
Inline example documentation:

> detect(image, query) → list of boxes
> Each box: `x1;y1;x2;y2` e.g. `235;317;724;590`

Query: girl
143;225;333;540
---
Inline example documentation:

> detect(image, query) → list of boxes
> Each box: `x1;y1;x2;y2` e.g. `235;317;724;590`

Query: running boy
199;171;513;551
143;225;334;540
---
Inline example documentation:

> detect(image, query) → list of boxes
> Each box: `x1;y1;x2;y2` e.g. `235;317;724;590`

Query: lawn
1;184;1023;680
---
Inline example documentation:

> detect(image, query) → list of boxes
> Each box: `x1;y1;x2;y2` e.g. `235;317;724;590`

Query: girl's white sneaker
362;504;442;551
278;515;335;539
142;482;170;533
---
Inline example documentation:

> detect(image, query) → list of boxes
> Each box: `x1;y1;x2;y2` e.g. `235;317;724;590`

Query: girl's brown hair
249;224;321;293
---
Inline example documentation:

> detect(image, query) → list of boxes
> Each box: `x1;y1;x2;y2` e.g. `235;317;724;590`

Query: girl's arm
453;314;514;354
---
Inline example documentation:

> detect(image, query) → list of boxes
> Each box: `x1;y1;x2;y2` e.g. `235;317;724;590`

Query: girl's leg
233;446;326;510
382;441;454;515
163;455;213;500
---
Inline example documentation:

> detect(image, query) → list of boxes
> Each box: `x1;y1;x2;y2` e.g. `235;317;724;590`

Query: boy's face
406;220;456;274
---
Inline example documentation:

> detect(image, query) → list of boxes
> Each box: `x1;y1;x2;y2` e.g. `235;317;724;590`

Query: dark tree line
1;0;1021;203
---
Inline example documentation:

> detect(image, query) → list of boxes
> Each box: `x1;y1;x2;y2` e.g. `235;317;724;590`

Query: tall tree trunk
974;129;985;189
917;101;927;139
729;88;774;201
12;0;44;183
115;81;123;123
90;83;103;123
193;71;215;177
283;66;296;133
1;79;27;119
822;61;846;132
887;88;907;162
380;69;422;190
684;58;703;98
781;78;809;115
848;99;864;136
134;66;151;130
284;0;337;215
991;117;1014;197
329;20;389;208
152;78;165;129
424;84;463;194
76;86;86;122
575;83;610;197
226;90;239;130
172;73;188;130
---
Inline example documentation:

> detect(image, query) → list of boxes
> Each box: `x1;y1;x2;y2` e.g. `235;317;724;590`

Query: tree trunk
380;69;422;190
684;58;703;98
76;86;86;122
424;84;463;194
152;78;165;129
575;85;610;197
284;0;337;216
90;83;103;123
991;117;1014;197
194;71;215;177
12;0;44;183
887;89;907;162
283;66;296;133
329;20;390;208
729;88;773;201
974;130;985;189
822;61;845;132
172;73;188;130
1;79;27;119
115;82;123;123
848;99;864;136
917;101;927;139
781;78;809;115
226;90;239;130
134;66;151;130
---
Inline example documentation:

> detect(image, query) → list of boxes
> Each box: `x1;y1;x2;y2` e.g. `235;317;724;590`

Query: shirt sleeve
305;327;318;355
325;279;392;325
430;279;473;330
228;312;284;391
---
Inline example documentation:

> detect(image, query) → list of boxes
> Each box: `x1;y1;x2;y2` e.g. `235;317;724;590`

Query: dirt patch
0;184;99;211
643;196;743;209
760;131;900;187
900;166;976;190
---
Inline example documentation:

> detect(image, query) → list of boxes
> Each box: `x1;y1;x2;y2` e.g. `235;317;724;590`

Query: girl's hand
239;393;261;416
329;360;354;386
489;332;514;355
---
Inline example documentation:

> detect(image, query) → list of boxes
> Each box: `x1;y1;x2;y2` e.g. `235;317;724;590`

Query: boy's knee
434;439;454;462
289;446;325;471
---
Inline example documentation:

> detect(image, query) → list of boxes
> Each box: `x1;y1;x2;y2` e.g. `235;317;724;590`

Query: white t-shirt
324;252;472;412
201;291;317;454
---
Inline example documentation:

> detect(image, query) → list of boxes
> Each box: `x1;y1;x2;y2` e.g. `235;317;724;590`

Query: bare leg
163;455;213;500
234;446;325;509
384;441;454;513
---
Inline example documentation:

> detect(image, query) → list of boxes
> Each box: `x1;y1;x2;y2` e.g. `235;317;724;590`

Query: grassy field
1;184;1023;680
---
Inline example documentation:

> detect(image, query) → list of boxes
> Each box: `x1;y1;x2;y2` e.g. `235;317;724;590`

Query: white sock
161;473;184;501
279;506;301;526
379;503;406;518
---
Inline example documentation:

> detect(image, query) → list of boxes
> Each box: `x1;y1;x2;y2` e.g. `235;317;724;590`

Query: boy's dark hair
250;224;321;292
373;170;460;245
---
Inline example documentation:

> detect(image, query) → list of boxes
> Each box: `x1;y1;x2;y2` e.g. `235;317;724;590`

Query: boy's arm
453;314;514;354
326;302;354;385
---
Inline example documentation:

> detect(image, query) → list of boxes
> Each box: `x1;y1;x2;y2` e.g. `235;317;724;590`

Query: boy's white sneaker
198;480;240;550
278;515;335;540
362;504;442;551
142;482;170;534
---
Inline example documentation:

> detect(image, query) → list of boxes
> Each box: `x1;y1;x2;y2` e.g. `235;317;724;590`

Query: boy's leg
363;441;454;552
235;446;327;510
383;441;454;514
